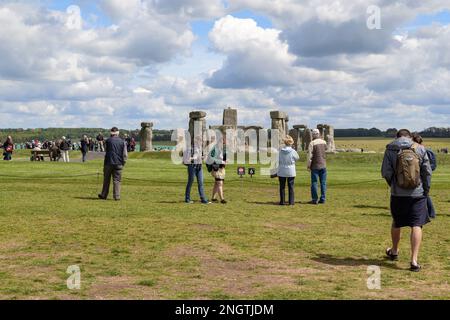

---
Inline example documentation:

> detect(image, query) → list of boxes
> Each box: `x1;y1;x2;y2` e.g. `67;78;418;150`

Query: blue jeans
311;168;327;203
185;164;207;203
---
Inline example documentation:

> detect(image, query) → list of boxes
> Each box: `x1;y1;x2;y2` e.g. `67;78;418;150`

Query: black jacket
80;140;89;153
60;140;70;151
104;136;128;166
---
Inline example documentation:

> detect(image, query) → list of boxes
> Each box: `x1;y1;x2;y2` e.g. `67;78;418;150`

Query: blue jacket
277;147;300;178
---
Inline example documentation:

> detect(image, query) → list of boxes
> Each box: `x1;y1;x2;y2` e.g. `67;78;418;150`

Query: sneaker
319;200;326;204
201;201;211;205
221;200;227;204
98;194;107;200
185;200;194;204
211;199;219;203
308;200;318;205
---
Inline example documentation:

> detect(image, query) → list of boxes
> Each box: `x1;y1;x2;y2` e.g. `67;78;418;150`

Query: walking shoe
386;248;399;261
410;263;421;272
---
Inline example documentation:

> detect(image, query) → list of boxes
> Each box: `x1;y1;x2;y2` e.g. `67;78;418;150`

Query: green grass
0;141;449;300
335;137;450;152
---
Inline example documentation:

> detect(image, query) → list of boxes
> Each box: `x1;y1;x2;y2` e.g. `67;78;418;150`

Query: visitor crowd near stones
1;133;137;162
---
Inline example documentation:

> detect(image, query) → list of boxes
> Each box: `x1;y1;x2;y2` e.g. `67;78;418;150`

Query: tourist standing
80;135;89;163
97;133;105;152
208;138;227;204
183;136;209;204
277;135;299;206
98;127;128;201
307;129;327;204
3;136;14;161
382;129;432;272
59;136;71;163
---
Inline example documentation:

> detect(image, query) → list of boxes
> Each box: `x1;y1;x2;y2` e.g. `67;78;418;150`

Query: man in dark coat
98;127;128;201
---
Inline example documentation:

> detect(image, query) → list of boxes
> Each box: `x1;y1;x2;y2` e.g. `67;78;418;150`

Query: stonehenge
145;108;337;154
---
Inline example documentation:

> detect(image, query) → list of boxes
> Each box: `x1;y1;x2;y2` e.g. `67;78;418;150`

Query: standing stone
289;128;299;150
291;125;308;151
270;111;288;146
323;124;336;153
140;122;153;152
303;128;313;151
223;107;238;127
189;111;207;148
317;124;326;139
243;125;263;152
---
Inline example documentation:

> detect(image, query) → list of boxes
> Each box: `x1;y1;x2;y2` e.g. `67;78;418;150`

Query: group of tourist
181;128;328;206
2;126;438;273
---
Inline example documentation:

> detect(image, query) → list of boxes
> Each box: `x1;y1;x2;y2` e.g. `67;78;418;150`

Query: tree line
334;127;450;138
0;128;172;143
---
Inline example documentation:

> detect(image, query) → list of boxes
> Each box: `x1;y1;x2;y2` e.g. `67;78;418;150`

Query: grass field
0;140;449;300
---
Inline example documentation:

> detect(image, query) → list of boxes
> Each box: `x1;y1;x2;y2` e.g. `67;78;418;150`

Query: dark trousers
101;164;123;200
279;177;295;205
82;151;87;162
3;152;12;161
427;196;436;219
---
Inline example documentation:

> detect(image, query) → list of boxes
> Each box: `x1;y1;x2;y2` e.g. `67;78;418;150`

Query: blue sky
1;1;450;130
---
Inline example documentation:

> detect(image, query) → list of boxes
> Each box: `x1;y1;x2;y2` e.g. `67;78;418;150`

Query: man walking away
382;129;432;272
97;133;105;152
307;129;327;204
183;136;209;204
99;127;128;201
59;136;71;163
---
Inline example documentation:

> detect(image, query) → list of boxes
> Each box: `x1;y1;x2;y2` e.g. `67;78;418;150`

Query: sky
0;0;449;131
